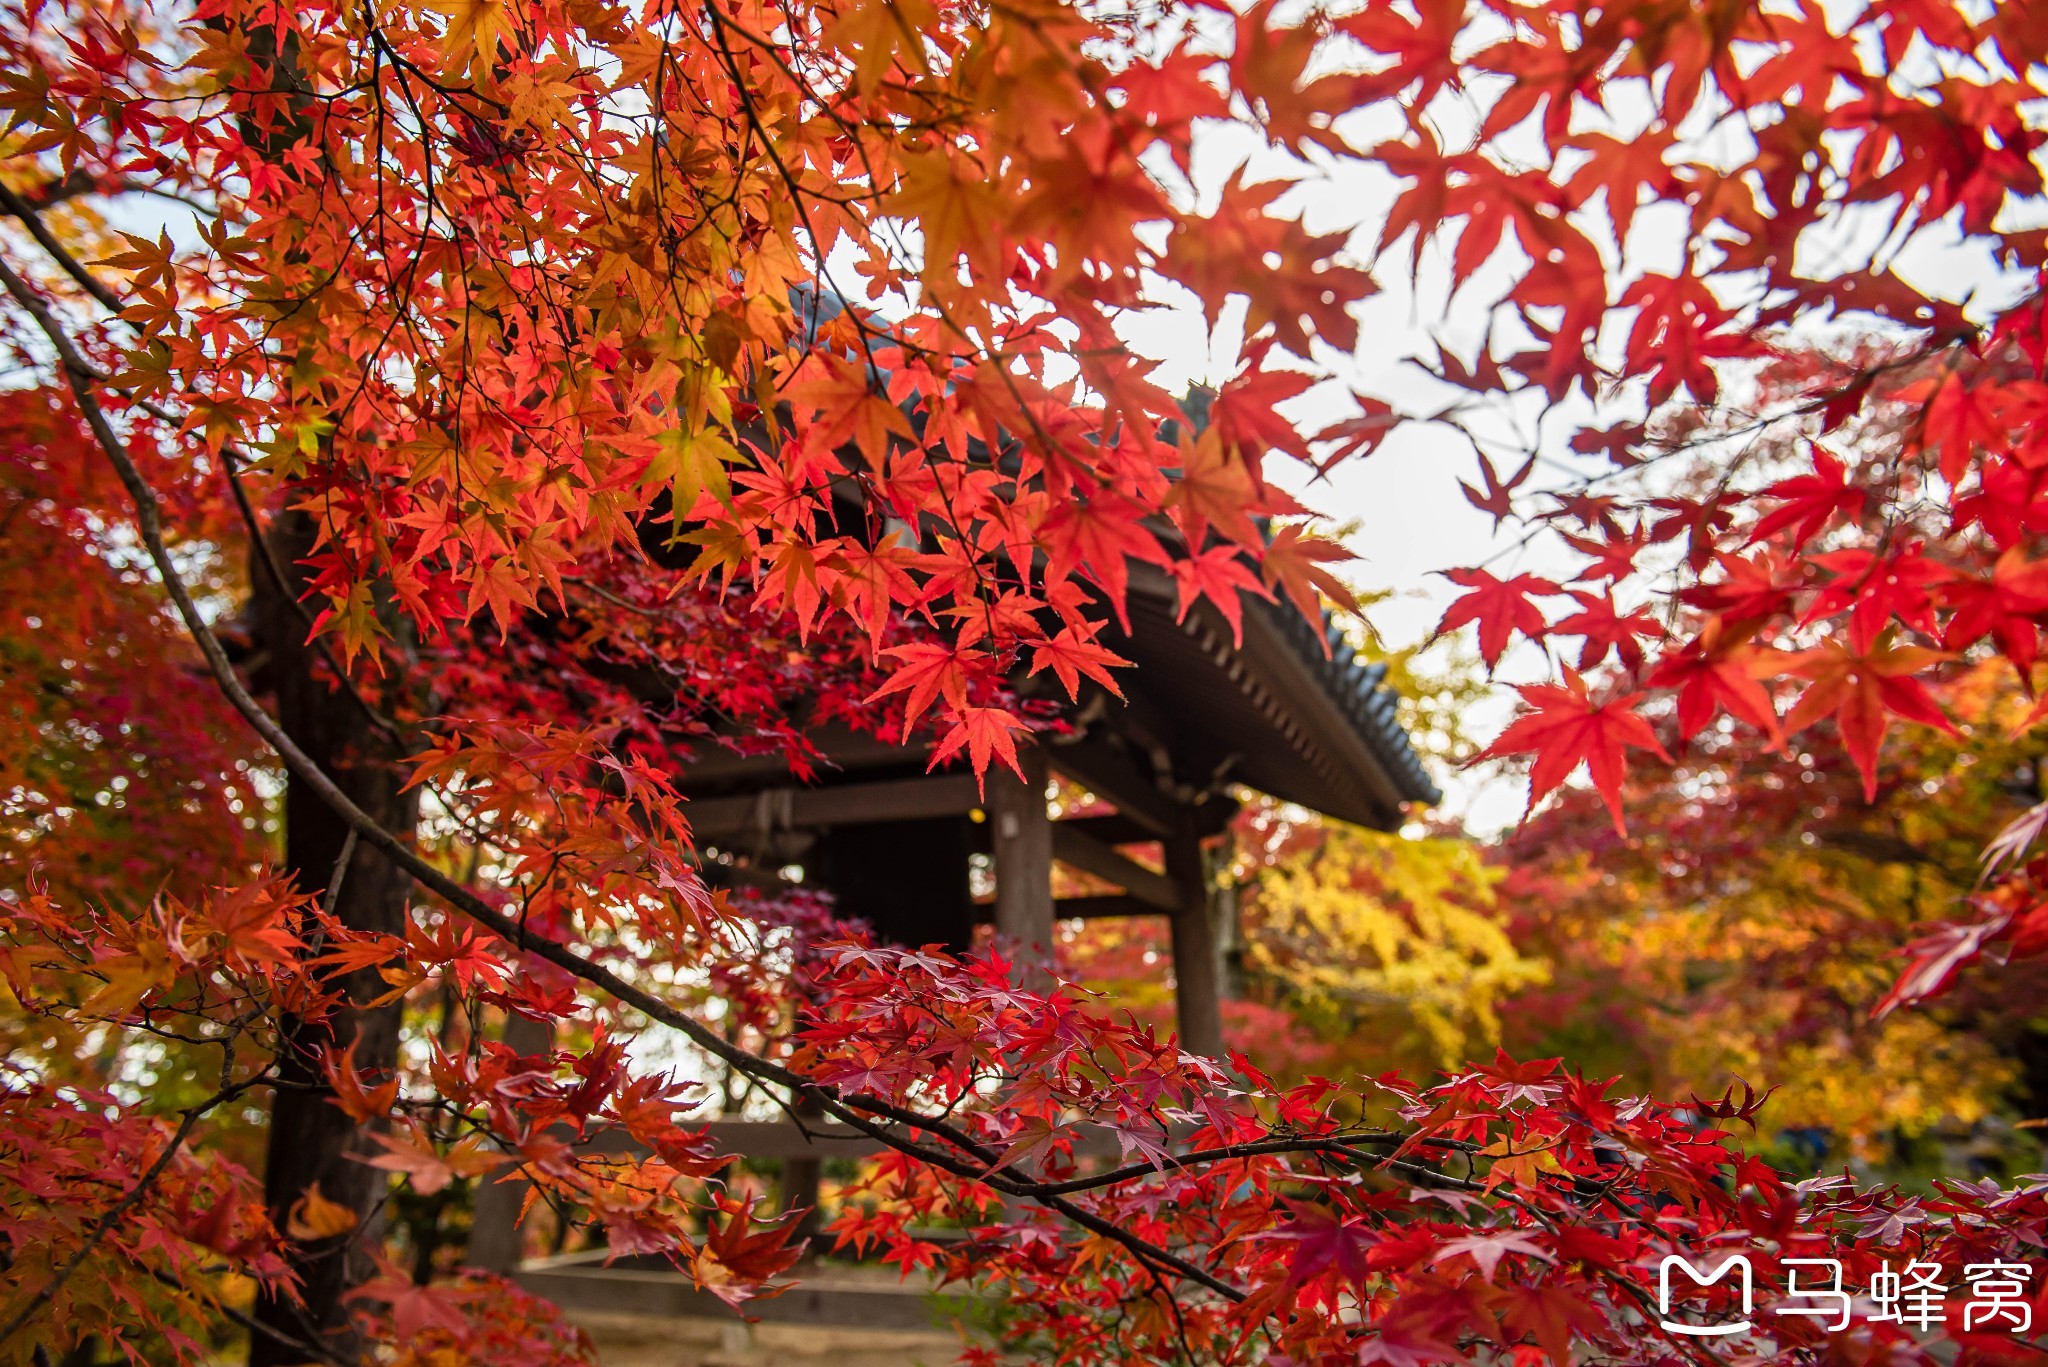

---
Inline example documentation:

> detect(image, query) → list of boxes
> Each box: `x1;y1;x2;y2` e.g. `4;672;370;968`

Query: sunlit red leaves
1436;569;1562;670
1165;427;1265;550
18;0;2048;1360
1780;640;1954;801
1562;130;1677;243
1261;523;1359;624
1548;591;1658;671
1940;547;2048;679
929;706;1031;786
1748;445;1868;548
1645;622;1782;745
1171;543;1271;646
1208;359;1318;468
1028;627;1129;701
1620;273;1760;406
1478;673;1669;835
1460;453;1535;528
882;149;1003;273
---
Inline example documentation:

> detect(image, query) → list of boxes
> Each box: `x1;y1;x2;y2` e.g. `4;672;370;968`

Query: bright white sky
1101;92;2032;833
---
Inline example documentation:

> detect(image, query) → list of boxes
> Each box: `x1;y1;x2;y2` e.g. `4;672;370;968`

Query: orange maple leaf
1779;639;1955;801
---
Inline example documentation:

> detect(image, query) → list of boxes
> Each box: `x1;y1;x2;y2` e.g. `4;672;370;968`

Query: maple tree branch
323;829;361;917
1011;1131;1456;1198
0;182;126;315
561;573;670;618
145;1270;351;1367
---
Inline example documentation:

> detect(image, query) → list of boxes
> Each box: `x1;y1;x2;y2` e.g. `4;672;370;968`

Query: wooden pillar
466;1013;553;1274
780;1091;826;1245
990;748;1055;988
1164;813;1224;1059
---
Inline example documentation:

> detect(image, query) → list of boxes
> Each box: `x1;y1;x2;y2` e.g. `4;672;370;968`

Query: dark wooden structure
480;320;1440;1301
681;559;1439;1057
481;565;1439;1307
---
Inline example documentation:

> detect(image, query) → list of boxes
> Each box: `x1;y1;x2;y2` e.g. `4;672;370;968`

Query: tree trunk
249;509;418;1367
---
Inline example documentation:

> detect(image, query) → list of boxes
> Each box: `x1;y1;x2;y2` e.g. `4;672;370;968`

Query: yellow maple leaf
286;1182;360;1241
651;425;740;515
79;941;176;1019
1480;1135;1563;1191
883;150;1001;272
425;0;510;71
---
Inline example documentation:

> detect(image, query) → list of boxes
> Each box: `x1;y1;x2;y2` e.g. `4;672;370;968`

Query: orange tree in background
1493;653;2048;1179
1465;348;2048;1176
6;1;2048;1365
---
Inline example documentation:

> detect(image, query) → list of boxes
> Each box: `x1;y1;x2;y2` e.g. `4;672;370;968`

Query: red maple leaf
1261;523;1358;625
1171;542;1273;647
1645;620;1782;744
1430;1229;1552;1282
1548;590;1660;670
1939;545;2048;681
1477;672;1670;834
1460;452;1536;528
1802;545;1949;653
1437;569;1563;670
1497;1280;1608;1365
1270;1199;1377;1287
1748;443;1868;547
1028;627;1130;701
929;706;1031;788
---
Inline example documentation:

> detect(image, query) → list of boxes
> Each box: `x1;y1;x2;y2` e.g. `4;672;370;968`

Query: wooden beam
1050;824;1182;912
1165;814;1224;1059
686;772;982;839
1045;736;1177;836
990;748;1055;985
780;1092;827;1241
677;724;924;789
1059;795;1239;849
1049;894;1158;920
1234;603;1410;823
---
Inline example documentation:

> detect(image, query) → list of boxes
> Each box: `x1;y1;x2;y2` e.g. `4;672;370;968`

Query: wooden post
466;1013;553;1273
990;747;1055;988
1164;813;1224;1059
780;1092;827;1246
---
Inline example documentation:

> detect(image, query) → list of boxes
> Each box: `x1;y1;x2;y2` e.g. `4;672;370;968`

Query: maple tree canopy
4;0;2048;1363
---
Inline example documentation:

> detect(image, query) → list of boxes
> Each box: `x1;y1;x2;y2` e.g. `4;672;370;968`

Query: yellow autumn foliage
1243;825;1548;1070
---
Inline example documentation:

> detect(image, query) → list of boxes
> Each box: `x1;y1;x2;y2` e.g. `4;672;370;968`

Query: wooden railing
497;1116;1177;1327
